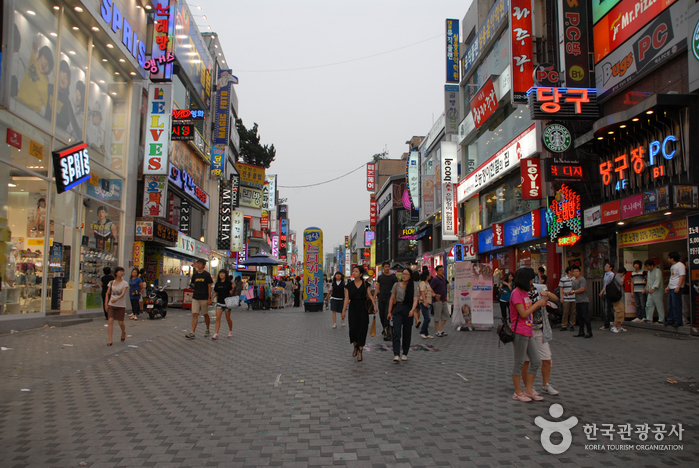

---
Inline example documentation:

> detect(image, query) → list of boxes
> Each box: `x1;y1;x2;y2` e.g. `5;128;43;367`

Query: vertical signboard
366;163;376;191
510;0;534;103
406;151;420;209
230;173;240;208
265;175;277;211
688;214;699;328
560;0;591;87
344;247;351;277
279;205;288;260
179;199;191;235
214;69;235;145
444;85;460;135
148;0;176;80
441;141;458;240
520;158;541;199
446;19;460;83
230;210;244;252
369;193;377;228
218;180;232;251
210;144;226;179
142;176;168;218
143;84;172;174
470;78;498;130
492;223;505;246
303;227;324;304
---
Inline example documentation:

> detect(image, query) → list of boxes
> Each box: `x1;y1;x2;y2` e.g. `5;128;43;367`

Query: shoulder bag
497;314;519;346
364;282;376;314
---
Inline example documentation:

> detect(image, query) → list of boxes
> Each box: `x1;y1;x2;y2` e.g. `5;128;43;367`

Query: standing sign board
303;227;324;306
454;262;494;329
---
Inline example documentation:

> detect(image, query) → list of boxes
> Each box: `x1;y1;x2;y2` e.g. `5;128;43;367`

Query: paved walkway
0;307;697;467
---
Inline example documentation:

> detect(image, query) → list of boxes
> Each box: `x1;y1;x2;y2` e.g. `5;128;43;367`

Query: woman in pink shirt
510;268;549;402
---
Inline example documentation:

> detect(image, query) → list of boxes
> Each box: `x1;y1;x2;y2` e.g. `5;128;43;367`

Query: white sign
441;141;458;240
584;206;602;228
454;261;494;328
407;151;420;209
377;189;393;219
457;123;538;203
344;248;351;277
169;232;196;256
265;175;277;211
142;176;168;218
143;84;172;175
230;211;245;252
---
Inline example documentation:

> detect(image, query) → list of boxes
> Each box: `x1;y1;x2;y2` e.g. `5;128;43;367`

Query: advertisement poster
303;227;324;304
454;262;494;328
688;214;699;327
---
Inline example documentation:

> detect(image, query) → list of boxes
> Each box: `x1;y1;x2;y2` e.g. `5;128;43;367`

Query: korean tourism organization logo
535;404;685;454
542;123;572;153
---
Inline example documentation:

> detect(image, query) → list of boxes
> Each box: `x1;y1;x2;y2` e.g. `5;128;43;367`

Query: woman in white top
105;266;129;346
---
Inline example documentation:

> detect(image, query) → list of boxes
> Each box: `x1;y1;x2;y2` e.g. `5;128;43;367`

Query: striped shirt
631;270;646;293
559;275;575;302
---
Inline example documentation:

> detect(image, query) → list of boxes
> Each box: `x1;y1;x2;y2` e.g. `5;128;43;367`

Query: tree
371;150;388;163
236;119;276;169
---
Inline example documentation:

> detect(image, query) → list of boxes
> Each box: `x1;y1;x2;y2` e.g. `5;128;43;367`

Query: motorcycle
144;280;170;319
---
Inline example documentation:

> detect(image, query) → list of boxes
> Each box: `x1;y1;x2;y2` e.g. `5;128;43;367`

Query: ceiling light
110;92;117;96
665;211;672;216
53;6;59;10
27;10;36;15
74;6;83;12
119;58;125;62
618;221;625;225
92;27;99;32
50;32;58;37
136;5;141;8
69;50;76;55
99;80;105;83
197;5;203;10
145;5;152;10
214;44;218;48
114;72;120;75
620;125;626;128
608;131;614;134
8;183;17;187
646;110;654;114
222;60;225;63
632;118;640;122
72;26;79;30
130;71;137;75
597;136;603;140
106;43;114;48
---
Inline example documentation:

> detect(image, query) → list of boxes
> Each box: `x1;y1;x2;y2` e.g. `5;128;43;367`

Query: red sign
599;134;678;190
510;0;534;103
470;78;498;129
561;0;591;87
369;194;377;227
460;234;478;259
545;160;587;182
621;194;644;219
601;200;622;224
531;209;541;238
366;163;376;191
558;233;581;246
261;212;269;230
6;129;21;149
593;0;677;64
492;223;505;246
520;158;541;199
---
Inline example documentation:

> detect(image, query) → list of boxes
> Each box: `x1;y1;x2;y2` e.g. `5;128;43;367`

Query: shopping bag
225;296;239;309
245;288;254;300
369;317;376;337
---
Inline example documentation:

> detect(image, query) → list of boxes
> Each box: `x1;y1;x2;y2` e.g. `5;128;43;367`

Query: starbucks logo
693;19;699;61
542;124;572;153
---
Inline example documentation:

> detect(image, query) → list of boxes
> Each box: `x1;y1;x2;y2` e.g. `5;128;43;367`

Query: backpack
605;276;623;303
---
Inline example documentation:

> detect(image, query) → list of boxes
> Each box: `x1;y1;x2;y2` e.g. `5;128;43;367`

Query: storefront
0;0;145;325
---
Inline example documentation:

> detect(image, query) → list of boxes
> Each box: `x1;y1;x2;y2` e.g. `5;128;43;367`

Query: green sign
592;0;622;25
693;19;699;61
542;123;572;154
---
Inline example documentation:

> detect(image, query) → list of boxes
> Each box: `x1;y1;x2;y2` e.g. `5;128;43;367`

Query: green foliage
371;151;388;163
236;119;276;169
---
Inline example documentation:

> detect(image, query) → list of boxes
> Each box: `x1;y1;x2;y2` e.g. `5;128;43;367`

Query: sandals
357;349;363;361
107;342;112;346
121;332;126;342
524;392;544;401
512;393;532;402
352;345;358;357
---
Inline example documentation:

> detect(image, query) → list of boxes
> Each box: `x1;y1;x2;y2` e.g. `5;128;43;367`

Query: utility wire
236;34;442;73
278;163;366;188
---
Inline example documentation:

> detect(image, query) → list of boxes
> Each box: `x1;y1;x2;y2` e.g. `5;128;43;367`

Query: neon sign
147;1;175;80
546;185;581;246
172;109;205;120
528;87;599;120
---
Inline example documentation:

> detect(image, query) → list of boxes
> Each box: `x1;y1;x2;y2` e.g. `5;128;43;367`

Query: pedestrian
643;259;664;323
185;258;213;339
343;266;373;362
234;276;243;306
611;267;627;333
128;268;144;321
509;267;549;402
328;271;346;328
100;267;114;320
538;266;547;286
374;262;398;341
558;267;576;331
293;276;301;307
631;260;647;323
664;251;686;328
323;274;330;310
418;270;434;339
599;261;615;330
522;278;560;396
284;277;294;307
498;272;514;323
430;265;449;337
211;270;234;339
105;267;128;346
570;266;592;338
388;268;419;363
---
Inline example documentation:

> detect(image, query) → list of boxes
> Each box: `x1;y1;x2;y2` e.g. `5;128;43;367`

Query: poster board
454;261;494;329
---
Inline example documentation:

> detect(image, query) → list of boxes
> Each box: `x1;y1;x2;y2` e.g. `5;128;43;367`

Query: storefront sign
405;151;420;209
154;220;178;244
460;235;478;260
230;211;244;252
365;230;375;247
279;210;288;260
470;78;498;129
174;0;213;107
528;87;599;120
546;185;581;246
366;163;376;191
239;187;263;209
674;185;699;208
593;0;678;64
143;176;168;218
179;199;190;235
520;158;541;200
271;234;279;258
170;232;196;256
597;0;689;99
237;243;248;269
148;0;176;80
369;193;377;227
510;0;534;103
218;180;232;251
144;84;172;174
230;174;240;208
441;141;458;240
599;133;680;191
99;0;148;69
622;194;644;218
561;0;591;87
136;220;153;237
6;128;21;149
303;228;324;303
593;0;623;24
210;144;226;179
545;160;587;182
687;214;699;327
531;208;542;238
444;85;460;135
133;241;145;269
214;69;235;145
398;226;418;240
542;123;572;153
601;200;622;224
378;189;393;219
171;122;194;141
462;0;509;77
237;162;265;189
458;123;537;202
168;164;210;209
171;109;205;120
492;223;505;246
52;142;91;194
584;205;602;228
446;19;460;83
690;1;699;93
619;218;687;247
261;211;270;231
265;175;277;211
504;208;547;246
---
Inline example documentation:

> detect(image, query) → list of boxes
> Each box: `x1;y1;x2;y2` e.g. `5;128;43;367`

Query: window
480;172;540;227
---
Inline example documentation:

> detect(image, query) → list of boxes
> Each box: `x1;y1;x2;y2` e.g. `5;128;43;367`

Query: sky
195;0;472;252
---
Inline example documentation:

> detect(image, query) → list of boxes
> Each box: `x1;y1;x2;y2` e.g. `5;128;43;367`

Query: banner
510;0;534;103
214;69;235;145
406;151;420;209
210;145;226;179
454;262;494;329
561;0;591;88
441;141;458;240
230;211;244;252
217;180;232;251
446;19;460;83
303;227;324;304
618;219;687;247
143;84;172;175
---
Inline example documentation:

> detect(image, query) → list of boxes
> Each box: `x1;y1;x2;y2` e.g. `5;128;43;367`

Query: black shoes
584;333;593;338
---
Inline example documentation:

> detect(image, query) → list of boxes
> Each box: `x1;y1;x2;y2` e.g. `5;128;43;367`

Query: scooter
144;280;170;319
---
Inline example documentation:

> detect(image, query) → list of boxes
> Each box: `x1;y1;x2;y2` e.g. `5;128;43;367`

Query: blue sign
85;179;123;201
478;229;494;253
462;0;509;78
214;70;234;145
210;144;226;179
446;19;460;83
504;209;547;246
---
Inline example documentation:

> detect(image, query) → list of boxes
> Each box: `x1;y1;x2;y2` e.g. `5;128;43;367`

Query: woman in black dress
343;265;373;361
293;276;301;307
100;267;114;320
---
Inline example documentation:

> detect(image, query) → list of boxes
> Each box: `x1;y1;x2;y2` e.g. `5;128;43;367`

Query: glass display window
517;243;547;274
0;110;52;173
47;184;80;312
80;161;124;210
481;172;541;226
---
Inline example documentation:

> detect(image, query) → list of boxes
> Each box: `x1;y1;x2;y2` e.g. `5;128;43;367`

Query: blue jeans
391;304;413;357
419;303;432;335
667;290;683;325
633;292;646;319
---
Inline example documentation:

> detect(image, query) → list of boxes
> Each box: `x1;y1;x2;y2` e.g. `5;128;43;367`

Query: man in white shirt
559;266;576;331
664;251;686;328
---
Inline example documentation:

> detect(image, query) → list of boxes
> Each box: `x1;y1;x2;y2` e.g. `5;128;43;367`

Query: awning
416;225;433;240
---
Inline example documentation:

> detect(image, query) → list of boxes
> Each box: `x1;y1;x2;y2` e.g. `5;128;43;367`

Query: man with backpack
610;267;627;333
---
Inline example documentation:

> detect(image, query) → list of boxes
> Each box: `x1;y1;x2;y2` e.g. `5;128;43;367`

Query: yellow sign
27;238;45;246
237;162;266;189
618;219;687;247
29;140;44;160
370;239;376;269
133;241;145;269
89;174;99;186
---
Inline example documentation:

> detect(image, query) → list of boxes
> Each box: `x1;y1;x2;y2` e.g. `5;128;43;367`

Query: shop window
79;201;120;310
5;0;60;135
481;172;540;226
172;74;189;110
48;184;80;312
79;160;124;210
0;110;52;176
472;107;532;169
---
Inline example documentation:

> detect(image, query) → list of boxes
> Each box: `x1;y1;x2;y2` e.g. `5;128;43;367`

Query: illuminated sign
601;200;622;224
143;84;172;175
546;185;581;246
172;109;205;120
510;0;534;103
214;69;234;146
218;179;232;251
446;19;460;83
544;160;587;182
441;141;458;241
406;151;420;209
230;174;240;208
369;193;377;227
470;77;498;129
52;142;91;194
542;123;572;153
557;234;581;246
303;228;324;303
365;230;375;247
148;1;175;80
561;0;591;87
599;134;678;191
399;226;417;240
230;211;244;252
168;164;210;210
528;87;599;120
210;144;226;179
520;158;541;200
366;163;376;191
99;0;147;69
171;122;194;141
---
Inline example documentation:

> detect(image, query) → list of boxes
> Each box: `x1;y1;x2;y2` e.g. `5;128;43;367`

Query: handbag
369;317;376;337
225;296;239;309
497;315;519;346
245;288;255;300
366;298;376;314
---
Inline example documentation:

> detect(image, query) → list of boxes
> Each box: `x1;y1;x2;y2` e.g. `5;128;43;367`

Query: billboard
143;84;172;175
446;19;460;83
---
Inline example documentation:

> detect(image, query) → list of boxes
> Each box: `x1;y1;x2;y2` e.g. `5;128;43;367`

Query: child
17;43;54;114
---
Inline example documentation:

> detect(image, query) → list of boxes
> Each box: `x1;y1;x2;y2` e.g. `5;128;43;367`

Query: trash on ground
1;347;12;351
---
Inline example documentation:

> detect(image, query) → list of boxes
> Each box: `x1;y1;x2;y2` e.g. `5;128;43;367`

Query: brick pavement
0;306;697;467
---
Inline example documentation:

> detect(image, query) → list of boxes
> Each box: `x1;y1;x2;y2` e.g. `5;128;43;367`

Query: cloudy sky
197;0;471;252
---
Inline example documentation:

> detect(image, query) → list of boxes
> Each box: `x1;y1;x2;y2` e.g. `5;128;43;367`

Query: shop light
50;32;58;37
222;60;225;63
608;131;614;134
618;221;625;225
53;6;59;10
106;43;114;48
665;211;672;216
110;92;117;96
8;183;17;187
99;80;105;83
145;5;152;10
119;58;125;62
646;110;654;114
114;71;120;75
597;136;603;140
69;50;76;55
27;10;36;15
101;58;107;62
72;26;79;30
619;125;626;128
130;72;137;76
92;27;99;32
632;118;640;121
74;6;83;12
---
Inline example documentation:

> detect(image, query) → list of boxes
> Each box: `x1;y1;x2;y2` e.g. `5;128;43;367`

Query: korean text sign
303;228;324;304
146;1;175;80
510;0;534;103
446;19;460;83
470;78;498;130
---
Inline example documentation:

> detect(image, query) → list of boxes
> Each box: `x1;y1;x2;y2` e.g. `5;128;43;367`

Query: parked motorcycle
144;280;171;319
